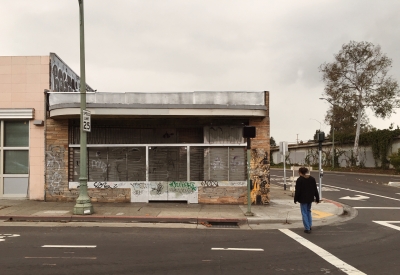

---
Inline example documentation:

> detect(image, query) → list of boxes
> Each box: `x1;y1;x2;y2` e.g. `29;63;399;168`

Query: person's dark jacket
294;175;320;204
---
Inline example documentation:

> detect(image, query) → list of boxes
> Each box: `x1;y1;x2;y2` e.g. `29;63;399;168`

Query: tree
270;136;276;147
324;102;371;136
319;41;400;165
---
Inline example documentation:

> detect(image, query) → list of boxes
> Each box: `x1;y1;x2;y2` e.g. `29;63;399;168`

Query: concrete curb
321;198;344;216
0;215;247;225
247;218;288;224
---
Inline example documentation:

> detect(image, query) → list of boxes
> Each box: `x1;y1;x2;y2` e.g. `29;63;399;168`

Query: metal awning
0;108;34;119
48;91;268;118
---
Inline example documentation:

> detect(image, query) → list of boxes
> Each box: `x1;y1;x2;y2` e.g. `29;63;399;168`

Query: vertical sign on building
50;53;95;93
82;110;91;132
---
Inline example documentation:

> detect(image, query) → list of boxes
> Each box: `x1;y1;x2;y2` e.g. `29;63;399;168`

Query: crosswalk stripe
41;245;96;248
280;229;366;275
212;248;264;251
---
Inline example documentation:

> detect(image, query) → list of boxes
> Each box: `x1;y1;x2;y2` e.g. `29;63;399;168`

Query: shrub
389;149;400;172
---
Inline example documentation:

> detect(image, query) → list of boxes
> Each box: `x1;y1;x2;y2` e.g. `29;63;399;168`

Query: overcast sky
1;0;400;143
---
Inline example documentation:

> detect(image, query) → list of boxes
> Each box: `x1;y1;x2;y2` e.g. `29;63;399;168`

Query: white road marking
41;245;96;248
354;207;400;209
25;257;96;259
212;248;264;251
339;195;370;201
388;182;400;187
280;229;366;275
373;221;400;231
116;213;124;216
324;184;400;202
0;234;20;242
322;187;340;191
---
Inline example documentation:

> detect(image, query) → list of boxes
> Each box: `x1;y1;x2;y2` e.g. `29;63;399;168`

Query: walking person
294;167;320;234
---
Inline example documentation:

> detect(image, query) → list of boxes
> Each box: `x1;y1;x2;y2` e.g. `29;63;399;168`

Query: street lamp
73;0;93;215
309;118;322;130
319;97;336;169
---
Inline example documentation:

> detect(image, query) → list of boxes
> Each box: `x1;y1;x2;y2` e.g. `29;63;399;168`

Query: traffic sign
279;141;288;155
82;110;91;132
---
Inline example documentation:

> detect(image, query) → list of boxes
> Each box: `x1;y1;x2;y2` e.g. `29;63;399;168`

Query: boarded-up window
190;147;205;181
177;128;203;143
70;148;80;182
70;124;202;145
107;148;127;181
69;146;245;182
70;147;146;182
209;148;229;181
149;147;187;181
88;148;108;181
202;147;246;181
127;147;146;181
229;147;246;181
205;126;244;144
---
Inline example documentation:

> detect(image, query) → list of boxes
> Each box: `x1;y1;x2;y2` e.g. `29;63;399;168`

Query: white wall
272;138;400;168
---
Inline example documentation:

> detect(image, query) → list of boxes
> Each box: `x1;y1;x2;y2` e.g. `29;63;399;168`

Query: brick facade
44;92;270;204
198;186;247;204
45;118;131;202
248;91;270;204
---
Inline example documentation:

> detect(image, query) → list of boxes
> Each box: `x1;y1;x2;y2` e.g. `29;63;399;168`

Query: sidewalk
0;184;347;229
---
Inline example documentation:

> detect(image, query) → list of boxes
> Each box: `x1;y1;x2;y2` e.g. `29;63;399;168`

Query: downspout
44;89;50;202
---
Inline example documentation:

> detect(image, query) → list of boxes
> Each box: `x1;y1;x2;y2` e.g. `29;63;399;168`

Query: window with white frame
1;120;29;196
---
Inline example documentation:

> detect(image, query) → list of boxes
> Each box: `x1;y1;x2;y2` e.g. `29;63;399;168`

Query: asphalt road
271;169;400;275
0;170;399;275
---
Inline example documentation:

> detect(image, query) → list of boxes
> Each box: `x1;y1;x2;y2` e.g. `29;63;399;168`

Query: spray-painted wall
45;119;131;202
45;90;270;204
45;117;270;204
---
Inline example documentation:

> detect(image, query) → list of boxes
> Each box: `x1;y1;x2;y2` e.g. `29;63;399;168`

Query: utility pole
73;0;93;215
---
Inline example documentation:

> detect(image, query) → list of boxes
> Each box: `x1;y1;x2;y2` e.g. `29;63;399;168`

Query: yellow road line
312;210;334;219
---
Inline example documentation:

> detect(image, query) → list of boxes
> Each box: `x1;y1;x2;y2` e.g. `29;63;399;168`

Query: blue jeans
300;203;312;230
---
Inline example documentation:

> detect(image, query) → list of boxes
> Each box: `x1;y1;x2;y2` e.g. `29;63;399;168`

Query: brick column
45;118;70;201
248;91;270;204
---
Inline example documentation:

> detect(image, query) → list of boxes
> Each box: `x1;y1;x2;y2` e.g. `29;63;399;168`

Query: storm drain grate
207;222;240;228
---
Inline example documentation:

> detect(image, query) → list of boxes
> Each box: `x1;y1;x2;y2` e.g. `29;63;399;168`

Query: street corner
318;198;345;216
311;209;334;219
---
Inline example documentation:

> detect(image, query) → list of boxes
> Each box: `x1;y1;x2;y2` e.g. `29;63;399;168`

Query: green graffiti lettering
169;181;196;191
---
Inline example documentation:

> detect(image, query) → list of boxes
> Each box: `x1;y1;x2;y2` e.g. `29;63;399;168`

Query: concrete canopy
48;91;268;118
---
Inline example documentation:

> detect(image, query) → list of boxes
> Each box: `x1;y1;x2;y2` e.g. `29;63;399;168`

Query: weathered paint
69;180;247;204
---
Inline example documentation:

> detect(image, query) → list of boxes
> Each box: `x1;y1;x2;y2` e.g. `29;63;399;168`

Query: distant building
1;54;270;204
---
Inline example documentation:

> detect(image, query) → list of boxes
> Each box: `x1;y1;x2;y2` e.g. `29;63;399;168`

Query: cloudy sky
1;0;400;143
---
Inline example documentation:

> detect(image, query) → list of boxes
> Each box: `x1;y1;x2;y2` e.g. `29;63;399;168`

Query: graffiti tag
201;180;219;187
